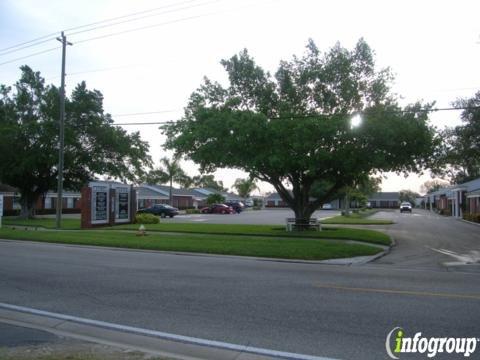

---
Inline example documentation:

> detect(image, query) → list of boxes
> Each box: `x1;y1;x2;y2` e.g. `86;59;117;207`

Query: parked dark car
224;200;245;213
200;204;235;214
137;204;179;218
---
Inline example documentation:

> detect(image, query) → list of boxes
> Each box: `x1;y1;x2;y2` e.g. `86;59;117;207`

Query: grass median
0;228;383;261
2;217;391;246
321;210;393;225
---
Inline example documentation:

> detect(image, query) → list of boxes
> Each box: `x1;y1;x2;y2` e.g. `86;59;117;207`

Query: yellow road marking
314;284;480;300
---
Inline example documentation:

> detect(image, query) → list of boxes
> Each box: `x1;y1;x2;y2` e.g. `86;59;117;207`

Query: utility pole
55;32;72;229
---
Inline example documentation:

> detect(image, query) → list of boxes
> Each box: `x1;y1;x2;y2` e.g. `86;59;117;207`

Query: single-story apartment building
135;185;243;210
425;177;480;218
367;192;400;209
0;184;81;215
265;191;400;209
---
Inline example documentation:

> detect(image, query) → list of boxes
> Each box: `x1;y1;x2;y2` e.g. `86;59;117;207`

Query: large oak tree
162;39;437;222
0;66;151;218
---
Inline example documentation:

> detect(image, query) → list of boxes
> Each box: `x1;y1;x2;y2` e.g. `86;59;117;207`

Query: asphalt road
1;210;479;359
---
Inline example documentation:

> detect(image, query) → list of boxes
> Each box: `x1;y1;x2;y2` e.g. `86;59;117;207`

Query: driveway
362;209;480;272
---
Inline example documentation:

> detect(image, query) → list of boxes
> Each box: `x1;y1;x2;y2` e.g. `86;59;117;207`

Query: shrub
252;206;262;210
463;213;480;223
185;208;201;214
207;193;225;205
134;213;159;224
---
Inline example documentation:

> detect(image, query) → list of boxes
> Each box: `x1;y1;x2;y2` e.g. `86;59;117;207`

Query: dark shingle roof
368;192;400;201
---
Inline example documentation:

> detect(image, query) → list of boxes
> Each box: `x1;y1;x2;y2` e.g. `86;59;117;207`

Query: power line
113;110;183;117
0;37;58;57
0;0;215;57
112;106;480;125
73;8;229;45
0;46;60;66
115;121;174;125
0;0;238;68
0;33;58;53
67;0;219;37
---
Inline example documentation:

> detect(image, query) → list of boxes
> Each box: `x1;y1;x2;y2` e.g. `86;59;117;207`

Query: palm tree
145;157;187;206
233;178;258;201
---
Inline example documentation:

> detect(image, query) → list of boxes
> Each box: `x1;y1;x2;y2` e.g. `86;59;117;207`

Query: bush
207;193;225;205
463;213;480;223
185;208;201;214
134;213;159;224
252;206;262;210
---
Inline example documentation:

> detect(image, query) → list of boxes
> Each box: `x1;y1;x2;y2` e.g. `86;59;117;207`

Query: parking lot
168;208;340;225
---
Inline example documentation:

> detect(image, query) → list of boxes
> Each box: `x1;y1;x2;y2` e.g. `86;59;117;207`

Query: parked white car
400;202;412;213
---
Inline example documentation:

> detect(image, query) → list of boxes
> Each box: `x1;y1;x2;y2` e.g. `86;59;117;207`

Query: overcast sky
1;0;479;195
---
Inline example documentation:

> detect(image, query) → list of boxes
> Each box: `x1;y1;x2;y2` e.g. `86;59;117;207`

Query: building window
67;197;74;209
44;197;52;209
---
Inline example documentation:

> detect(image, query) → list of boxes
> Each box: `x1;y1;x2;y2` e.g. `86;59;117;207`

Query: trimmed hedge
185;208;201;214
134;213;160;224
463;213;480;223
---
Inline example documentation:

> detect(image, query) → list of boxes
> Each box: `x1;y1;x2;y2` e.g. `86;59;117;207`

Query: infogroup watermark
386;327;479;359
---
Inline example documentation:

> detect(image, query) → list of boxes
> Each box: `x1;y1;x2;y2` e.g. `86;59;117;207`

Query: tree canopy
433;91;480;184
0;66;151;217
399;190;420;205
162;39;437;221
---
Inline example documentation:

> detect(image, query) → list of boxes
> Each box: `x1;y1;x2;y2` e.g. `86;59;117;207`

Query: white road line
0;302;338;360
427;247;480;265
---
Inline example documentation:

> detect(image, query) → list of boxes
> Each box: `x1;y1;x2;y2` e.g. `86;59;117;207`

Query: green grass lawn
2;217;391;246
321;210;393;225
0;228;382;261
3;217;80;229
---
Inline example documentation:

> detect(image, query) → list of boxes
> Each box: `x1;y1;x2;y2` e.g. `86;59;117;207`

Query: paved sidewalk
0;322;169;360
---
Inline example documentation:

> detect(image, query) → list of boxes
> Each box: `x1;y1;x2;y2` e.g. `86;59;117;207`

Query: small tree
233;178;258;200
144;156;186;206
399;190;420;205
192;174;227;191
420;179;449;194
207;194;225;205
206;193;225;205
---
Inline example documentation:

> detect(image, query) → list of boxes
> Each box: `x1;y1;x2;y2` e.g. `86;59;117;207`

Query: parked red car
200;204;235;214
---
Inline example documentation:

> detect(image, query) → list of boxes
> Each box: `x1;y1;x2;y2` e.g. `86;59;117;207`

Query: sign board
91;184;109;225
114;185;130;223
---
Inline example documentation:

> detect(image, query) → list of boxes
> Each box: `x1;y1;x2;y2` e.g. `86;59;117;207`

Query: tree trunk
343;194;350;216
169;178;173;206
19;196;36;219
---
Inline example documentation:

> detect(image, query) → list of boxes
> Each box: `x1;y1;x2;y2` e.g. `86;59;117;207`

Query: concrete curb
0;304;336;360
460;219;480;227
0;238;388;266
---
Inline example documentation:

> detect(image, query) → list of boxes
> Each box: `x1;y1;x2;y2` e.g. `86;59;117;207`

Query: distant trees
399;190;420;205
0;66;151;218
420;179;449;194
206;193;225;205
